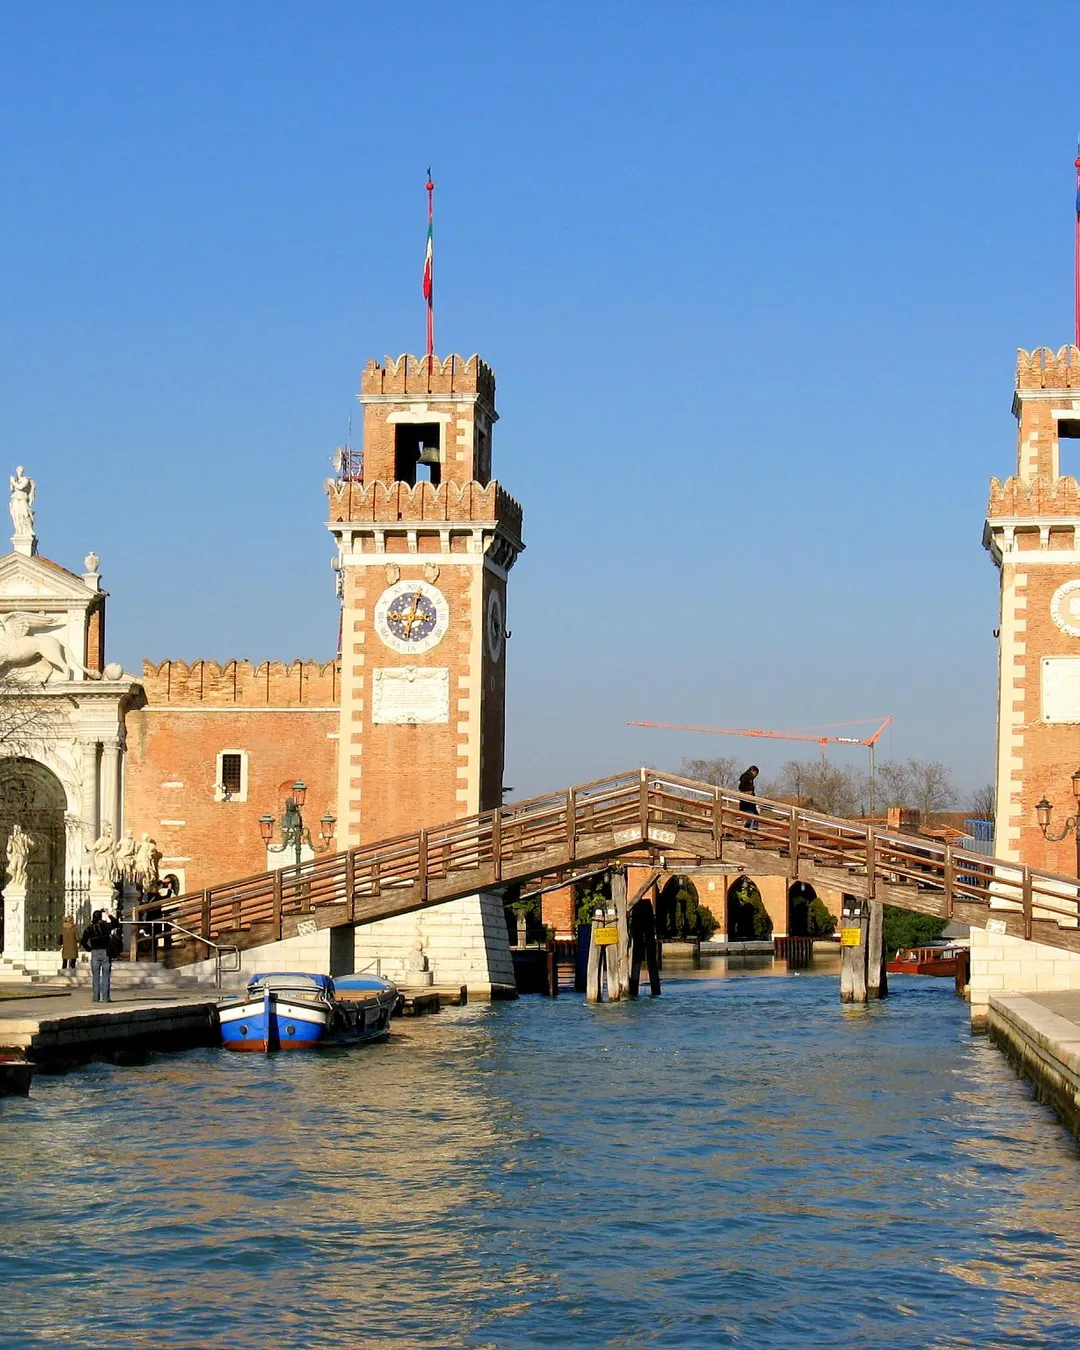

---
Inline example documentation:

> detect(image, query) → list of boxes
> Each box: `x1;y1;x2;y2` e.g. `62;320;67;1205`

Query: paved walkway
0;987;218;1023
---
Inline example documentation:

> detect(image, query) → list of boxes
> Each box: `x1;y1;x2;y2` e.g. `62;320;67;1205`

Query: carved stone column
79;740;100;842
100;740;121;836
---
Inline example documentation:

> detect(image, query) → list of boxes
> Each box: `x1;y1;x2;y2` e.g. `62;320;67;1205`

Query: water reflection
2;970;1080;1347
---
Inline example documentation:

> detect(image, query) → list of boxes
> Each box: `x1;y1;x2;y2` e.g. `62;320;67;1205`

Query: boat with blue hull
218;972;398;1052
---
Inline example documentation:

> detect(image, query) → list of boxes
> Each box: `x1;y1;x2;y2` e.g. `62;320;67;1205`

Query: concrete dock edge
987;993;1080;1141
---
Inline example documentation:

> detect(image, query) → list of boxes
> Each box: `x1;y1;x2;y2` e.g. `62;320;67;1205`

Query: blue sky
1;2;1077;801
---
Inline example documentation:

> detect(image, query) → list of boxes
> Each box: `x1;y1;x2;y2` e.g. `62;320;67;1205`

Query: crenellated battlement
141;658;340;706
1016;346;1080;390
326;478;522;537
988;473;1080;518
361;354;495;405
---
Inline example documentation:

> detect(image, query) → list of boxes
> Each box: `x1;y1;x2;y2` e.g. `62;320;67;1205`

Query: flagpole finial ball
1074;158;1080;170
426;179;435;191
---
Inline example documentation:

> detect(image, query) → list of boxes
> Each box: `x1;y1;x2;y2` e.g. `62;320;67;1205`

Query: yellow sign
840;927;862;948
594;926;619;946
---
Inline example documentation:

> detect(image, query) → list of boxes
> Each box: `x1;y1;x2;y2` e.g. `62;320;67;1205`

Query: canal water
4;961;1080;1349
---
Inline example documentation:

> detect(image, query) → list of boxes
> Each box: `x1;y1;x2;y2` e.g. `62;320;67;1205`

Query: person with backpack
81;909;119;1003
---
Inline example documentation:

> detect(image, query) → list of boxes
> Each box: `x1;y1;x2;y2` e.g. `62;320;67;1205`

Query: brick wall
124;658;339;891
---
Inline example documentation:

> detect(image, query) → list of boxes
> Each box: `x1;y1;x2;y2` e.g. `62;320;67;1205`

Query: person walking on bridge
738;765;759;833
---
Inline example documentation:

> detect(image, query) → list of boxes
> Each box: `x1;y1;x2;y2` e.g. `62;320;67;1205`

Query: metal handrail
128;919;241;989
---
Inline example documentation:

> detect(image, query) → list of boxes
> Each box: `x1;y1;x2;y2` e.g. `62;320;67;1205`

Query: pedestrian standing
80;908;118;1003
60;913;79;970
738;765;760;832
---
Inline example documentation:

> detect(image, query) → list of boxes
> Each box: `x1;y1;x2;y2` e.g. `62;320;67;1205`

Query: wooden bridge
135;768;1080;966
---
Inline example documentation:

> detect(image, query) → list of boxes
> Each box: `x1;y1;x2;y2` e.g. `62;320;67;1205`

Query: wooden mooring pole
867;898;888;1000
839;893;870;1004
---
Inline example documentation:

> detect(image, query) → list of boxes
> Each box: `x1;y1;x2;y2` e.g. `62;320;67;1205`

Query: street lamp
1035;767;1080;876
259;780;336;868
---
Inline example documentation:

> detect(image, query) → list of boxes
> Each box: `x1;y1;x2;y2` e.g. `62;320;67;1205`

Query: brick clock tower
326;353;524;994
978;345;1080;1017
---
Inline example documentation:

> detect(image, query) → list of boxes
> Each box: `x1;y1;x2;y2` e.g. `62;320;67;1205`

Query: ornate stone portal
0;472;145;967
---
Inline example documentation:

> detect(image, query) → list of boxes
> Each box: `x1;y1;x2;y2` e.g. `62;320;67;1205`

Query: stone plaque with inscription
1042;657;1080;723
371;667;450;725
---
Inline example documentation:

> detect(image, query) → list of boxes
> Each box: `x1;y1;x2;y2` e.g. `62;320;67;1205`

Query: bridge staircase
135;768;1080;969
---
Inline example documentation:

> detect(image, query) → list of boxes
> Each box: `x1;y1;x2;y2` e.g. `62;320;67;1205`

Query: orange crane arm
627;715;892;748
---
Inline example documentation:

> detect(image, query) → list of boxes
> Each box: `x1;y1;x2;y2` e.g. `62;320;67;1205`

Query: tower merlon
361;354;496;408
326;479;522;540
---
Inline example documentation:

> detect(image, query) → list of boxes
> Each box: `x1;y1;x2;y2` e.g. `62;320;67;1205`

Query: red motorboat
886;943;968;977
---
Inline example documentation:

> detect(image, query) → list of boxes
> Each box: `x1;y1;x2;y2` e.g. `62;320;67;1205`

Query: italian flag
423;174;434;358
423;202;434;303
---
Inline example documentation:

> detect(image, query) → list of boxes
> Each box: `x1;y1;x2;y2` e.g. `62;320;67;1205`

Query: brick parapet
988;475;1080;520
361;354;495;405
326;479;523;537
140;659;340;707
1016;345;1080;390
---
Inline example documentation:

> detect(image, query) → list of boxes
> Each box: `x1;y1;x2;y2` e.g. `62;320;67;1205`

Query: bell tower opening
394;423;442;486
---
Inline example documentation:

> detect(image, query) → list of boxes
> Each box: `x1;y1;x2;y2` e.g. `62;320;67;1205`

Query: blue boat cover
247;972;335;995
332;975;397;993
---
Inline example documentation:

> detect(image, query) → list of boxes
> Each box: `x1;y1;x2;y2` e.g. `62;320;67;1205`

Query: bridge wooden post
1023;866;1033;940
867;899;887;1000
713;789;724;860
566;788;577;861
610;867;629;1000
839;893;869;1004
272;871;283;941
345;850;355;922
417;830;429;903
639;768;649;839
492;809;503;882
201;890;211;944
788;814;800;875
944;845;955;920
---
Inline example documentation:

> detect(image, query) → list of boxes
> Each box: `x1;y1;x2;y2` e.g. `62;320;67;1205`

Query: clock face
374;579;450;655
486;589;505;662
1051;579;1080;638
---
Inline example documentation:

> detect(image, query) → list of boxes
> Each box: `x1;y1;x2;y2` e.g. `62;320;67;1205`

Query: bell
417;446;440;466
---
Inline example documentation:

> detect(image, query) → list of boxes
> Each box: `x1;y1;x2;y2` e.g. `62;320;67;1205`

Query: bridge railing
134;766;1080;959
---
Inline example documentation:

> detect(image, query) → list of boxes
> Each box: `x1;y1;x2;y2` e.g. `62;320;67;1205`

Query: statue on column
89;822;118;887
5;822;32;889
115;828;138;885
134;833;160;892
9;467;35;537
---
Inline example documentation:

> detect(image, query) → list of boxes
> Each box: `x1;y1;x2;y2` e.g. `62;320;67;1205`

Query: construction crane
627;716;893;814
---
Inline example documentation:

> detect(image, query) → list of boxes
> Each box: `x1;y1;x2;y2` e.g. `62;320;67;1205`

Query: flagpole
1074;142;1080;348
425;170;435;376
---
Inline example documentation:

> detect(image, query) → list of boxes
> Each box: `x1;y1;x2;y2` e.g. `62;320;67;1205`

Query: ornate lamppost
1035;767;1080;876
259;780;336;868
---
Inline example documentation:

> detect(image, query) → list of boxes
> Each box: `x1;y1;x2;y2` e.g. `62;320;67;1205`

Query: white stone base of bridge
969;928;1080;1028
352;891;517;999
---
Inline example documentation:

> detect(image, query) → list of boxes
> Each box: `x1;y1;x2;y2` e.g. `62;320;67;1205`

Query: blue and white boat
218;972;398;1052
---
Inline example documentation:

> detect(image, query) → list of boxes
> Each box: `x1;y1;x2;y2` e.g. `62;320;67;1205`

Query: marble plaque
371;667;450;725
1042;657;1080;723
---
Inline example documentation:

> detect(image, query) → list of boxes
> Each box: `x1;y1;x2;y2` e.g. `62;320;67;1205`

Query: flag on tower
424;171;435;360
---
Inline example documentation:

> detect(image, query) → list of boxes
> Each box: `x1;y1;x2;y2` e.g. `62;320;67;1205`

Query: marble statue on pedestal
89;822;117;887
5;822;32;889
135;833;159;891
9;467;35;538
406;937;433;987
116;829;137;885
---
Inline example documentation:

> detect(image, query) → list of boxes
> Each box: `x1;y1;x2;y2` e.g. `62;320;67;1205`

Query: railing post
1023;866;1033;940
492;809;503;882
272;869;283;940
345;849;355;921
639;768;649;839
418;830;428;903
713;788;723;859
943;845;954;919
789;813;800;876
201;889;211;941
865;827;875;899
566;787;577;861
